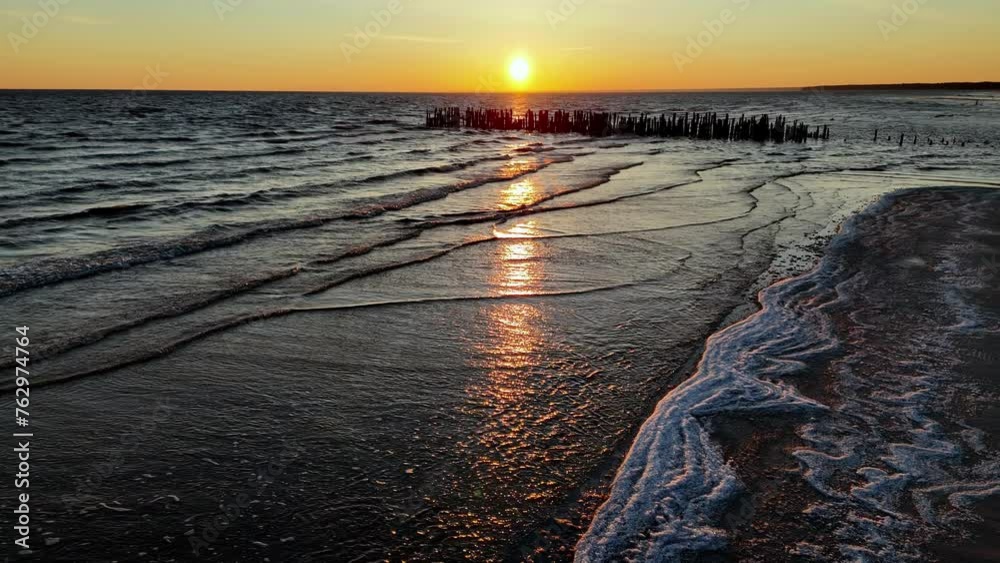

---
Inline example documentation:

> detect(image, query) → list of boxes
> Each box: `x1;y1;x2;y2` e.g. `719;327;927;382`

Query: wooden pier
426;106;830;143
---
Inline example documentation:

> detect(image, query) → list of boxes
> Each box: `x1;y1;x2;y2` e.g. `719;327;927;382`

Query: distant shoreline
803;81;1000;91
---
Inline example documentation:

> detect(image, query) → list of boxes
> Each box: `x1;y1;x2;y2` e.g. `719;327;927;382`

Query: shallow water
1;90;998;560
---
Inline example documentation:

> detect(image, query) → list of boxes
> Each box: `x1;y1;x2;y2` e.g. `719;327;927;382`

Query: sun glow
508;57;531;84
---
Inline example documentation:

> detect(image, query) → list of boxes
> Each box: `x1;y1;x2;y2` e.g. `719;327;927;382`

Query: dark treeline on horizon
804;81;1000;91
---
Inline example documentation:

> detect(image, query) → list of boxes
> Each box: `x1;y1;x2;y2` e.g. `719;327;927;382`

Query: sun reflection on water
499;178;538;210
493;220;541;239
499;158;538;180
465;301;561;491
462;221;579;507
490;238;542;297
447;229;593;549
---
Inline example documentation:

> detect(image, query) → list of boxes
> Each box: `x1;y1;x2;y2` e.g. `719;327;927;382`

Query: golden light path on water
492;239;542;297
452;172;582;545
493;221;541;239
499;157;541;183
498;179;537;210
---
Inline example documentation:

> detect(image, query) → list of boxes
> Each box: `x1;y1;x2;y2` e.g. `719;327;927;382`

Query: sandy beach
579;187;1000;562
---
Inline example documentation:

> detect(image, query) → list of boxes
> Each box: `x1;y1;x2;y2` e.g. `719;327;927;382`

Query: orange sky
2;0;998;92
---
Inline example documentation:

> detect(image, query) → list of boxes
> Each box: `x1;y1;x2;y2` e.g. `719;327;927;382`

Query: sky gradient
2;0;998;92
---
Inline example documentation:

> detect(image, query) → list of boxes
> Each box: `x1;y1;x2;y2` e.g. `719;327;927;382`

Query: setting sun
509;57;531;85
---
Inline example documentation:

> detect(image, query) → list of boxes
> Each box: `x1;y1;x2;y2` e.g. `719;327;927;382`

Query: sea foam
576;189;1000;561
575;199;858;561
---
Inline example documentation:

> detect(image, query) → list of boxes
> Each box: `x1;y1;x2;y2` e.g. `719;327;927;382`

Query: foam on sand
577;187;1000;562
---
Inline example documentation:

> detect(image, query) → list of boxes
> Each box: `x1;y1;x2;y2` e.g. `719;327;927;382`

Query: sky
1;0;998;92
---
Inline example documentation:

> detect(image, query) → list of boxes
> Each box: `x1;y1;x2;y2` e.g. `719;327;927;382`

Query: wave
577;215;841;560
0;267;302;371
355;155;514;184
426;161;648;226
8;145;275;169
0;156;39;167
113;135;196;144
839;170;1000;188
0;203;153;229
0;156;694;381
577;187;1000;561
446;139;501;152
0;154;572;296
126;105;166;117
0;149;524;220
0;227;435;374
157;153;559;213
514;145;555;154
0;152;385;204
87;146;309;170
0;156;673;381
475;158;746;223
1;128;385;171
4;278;639;393
302;235;494;296
117;154;541;218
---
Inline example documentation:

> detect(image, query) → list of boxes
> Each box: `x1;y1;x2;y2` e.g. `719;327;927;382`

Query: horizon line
2;81;998;96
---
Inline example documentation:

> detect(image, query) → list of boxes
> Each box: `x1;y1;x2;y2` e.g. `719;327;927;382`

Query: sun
509;57;531;84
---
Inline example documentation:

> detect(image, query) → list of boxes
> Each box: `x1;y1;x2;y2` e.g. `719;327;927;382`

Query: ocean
1;90;998;561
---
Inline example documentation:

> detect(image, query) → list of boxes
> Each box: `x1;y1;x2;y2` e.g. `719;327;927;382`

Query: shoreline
511;176;867;560
577;186;1000;561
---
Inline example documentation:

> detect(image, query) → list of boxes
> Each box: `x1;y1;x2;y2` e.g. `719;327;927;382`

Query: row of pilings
872;129;988;148
425;107;830;143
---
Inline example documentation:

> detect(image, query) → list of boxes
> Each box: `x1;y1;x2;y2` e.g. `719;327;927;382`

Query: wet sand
702;187;1000;561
